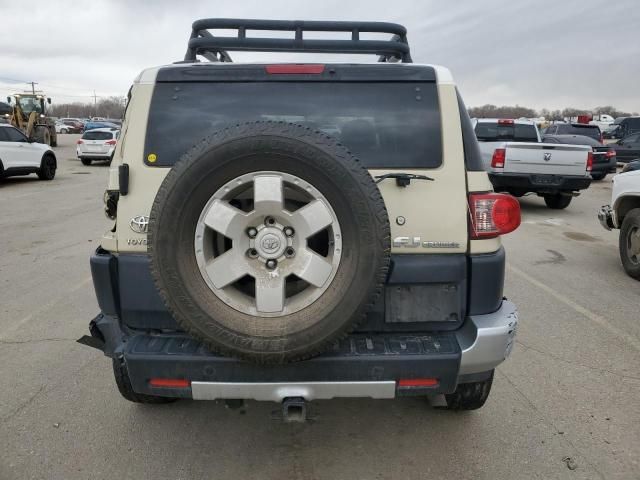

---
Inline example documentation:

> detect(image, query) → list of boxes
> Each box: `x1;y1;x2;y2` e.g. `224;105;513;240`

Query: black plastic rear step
123;332;461;397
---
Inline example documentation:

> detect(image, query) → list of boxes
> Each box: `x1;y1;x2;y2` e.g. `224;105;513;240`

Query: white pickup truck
599;167;640;280
473;118;593;209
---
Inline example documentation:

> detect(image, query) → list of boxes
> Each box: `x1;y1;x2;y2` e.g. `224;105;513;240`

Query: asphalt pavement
1;134;638;480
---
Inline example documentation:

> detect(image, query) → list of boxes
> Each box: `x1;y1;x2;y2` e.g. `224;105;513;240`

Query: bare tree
49;96;126;119
467;104;634;121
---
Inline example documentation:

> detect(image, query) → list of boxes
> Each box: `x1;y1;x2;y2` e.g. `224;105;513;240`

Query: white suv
0;124;57;180
76;128;119;165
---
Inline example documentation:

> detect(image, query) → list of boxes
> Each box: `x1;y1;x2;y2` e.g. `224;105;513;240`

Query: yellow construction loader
5;92;57;147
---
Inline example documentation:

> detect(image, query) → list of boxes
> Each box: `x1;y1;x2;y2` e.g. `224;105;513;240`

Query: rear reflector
265;64;325;74
498;119;514;125
398;378;439;387
586;151;593;172
149;378;190;388
491;148;506;168
469;193;521;239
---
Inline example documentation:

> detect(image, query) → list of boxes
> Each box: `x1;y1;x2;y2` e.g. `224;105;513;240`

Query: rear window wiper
374;173;434;187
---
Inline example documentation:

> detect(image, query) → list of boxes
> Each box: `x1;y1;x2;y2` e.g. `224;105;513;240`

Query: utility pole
92;90;97;118
28;81;37;94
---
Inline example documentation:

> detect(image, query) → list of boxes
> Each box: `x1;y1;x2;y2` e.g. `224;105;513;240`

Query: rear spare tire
148;122;390;364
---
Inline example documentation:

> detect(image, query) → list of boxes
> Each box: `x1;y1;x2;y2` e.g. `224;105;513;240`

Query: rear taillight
265;64;325;74
586;151;593;172
606;149;616;158
105;139;117;145
76;140;83;144
491;148;506;168
469;193;521;239
599;133;604;144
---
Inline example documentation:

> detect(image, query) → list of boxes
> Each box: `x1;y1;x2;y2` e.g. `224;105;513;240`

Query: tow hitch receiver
282;397;307;423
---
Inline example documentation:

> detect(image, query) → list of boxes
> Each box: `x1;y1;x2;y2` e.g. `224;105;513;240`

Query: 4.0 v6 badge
393;236;460;249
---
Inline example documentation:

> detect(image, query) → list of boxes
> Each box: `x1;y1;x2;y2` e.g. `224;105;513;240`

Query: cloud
0;0;637;111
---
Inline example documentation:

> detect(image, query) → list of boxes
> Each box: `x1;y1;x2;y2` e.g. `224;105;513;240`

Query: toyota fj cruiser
80;19;521;418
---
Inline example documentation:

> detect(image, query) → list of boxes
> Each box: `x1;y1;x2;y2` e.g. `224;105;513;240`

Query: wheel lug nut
247;248;258;259
247;227;258;238
285;247;295;258
266;259;277;269
283;227;295;237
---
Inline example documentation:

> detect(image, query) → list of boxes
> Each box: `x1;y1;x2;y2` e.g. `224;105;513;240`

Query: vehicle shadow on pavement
515;195;557;212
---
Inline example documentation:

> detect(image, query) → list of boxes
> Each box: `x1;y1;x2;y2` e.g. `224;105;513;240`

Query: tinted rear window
560;125;600;140
542;135;599;146
145;82;442;168
82;131;113;140
625;118;640;128
474;122;538;142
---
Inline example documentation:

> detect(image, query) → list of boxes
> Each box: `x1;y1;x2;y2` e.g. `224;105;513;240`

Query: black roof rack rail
183;18;412;64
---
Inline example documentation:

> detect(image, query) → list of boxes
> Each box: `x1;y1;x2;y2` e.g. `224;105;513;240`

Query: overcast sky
1;0;638;112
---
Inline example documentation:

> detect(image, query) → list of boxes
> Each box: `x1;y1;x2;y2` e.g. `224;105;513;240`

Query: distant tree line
468;104;638;120
48;96;126;119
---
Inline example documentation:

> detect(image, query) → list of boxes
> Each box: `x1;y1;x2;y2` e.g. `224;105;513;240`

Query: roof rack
183;18;412;64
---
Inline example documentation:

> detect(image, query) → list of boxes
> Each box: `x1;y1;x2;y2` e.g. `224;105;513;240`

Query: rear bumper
490;172;591;193
592;157;617;174
77;147;115;159
85;246;517;401
85;301;518;401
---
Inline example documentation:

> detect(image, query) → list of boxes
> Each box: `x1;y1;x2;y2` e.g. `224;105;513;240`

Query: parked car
599;169;640;280
608;117;640;140
474;118;592;209
0;101;12;116
543;123;603;143
611;133;640;163
0;124;57;180
76;128;119;165
79;18;521;415
55;121;81;134
63;120;84;133
542;134;616;180
621;160;640;173
83;121;119;131
105;118;123;127
603;123;621;139
59;117;82;123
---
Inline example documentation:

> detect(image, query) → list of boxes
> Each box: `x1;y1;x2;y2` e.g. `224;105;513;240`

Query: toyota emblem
129;215;149;234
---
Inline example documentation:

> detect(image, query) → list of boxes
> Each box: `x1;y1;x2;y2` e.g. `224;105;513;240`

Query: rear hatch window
145;82;442;168
474;122;538;142
82;131;113;140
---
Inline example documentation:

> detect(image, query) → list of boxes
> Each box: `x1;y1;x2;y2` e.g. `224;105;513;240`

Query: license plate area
531;174;560;186
385;284;461;323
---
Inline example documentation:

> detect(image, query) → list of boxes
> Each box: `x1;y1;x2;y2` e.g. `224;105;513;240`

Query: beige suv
80;19;521;418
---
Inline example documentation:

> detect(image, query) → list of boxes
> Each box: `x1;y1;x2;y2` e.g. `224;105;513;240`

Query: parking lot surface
1;135;638;480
